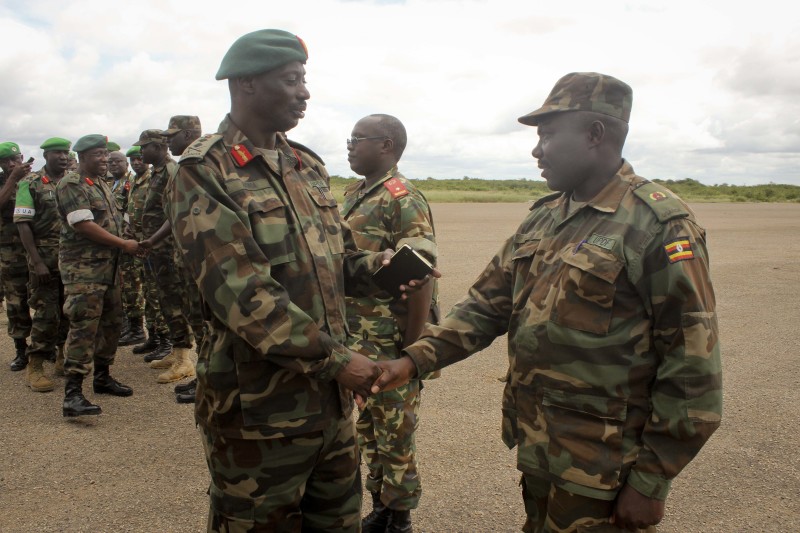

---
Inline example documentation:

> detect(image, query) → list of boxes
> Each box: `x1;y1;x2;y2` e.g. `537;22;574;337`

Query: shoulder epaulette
286;139;325;165
179;134;223;163
383;177;409;199
530;192;562;210
631;180;690;223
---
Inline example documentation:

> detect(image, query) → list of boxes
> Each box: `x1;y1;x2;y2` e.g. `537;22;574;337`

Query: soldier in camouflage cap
0;141;34;372
162;115;202;159
168;29;392;531
373;73;722;532
342;114;439;532
57;134;139;417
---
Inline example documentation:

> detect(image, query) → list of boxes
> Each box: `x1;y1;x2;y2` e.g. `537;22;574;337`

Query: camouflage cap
40;137;72;153
518;72;633;126
162;115;201;136
132;129;167;147
0;142;22;159
215;29;308;80
125;146;142;157
73;134;108;153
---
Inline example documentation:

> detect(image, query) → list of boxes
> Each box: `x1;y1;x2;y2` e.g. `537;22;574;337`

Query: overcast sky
2;0;798;185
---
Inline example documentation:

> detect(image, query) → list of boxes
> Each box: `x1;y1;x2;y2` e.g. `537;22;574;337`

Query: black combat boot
119;314;131;338
386;510;413;533
93;365;133;397
132;326;158;354
362;491;391;533
9;338;29;371
174;378;197;394
176;380;196;404
63;374;102;417
144;333;171;363
118;316;146;346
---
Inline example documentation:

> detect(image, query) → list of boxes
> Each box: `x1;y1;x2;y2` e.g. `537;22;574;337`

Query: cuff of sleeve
403;346;432;378
627;470;672;501
313;344;352;382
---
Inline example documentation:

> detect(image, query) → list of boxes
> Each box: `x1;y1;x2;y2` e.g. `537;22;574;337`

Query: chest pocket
236;179;297;266
550;243;623;335
307;188;345;255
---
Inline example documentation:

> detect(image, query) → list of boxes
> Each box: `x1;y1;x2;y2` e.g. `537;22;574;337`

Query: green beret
107;141;121;151
132;129;167;147
40;137;72;153
74;134;108;153
215;29;308;80
518;72;633;126
0;142;21;159
125;146;142;157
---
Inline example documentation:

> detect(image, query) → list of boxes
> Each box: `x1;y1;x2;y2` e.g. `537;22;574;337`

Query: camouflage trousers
144;249;192;347
119;252;144;320
141;255;168;335
27;249;67;359
520;475;657;533
62;282;123;376
0;242;32;339
199;413;361;532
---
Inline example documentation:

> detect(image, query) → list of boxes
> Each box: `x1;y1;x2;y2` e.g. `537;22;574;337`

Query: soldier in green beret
372;73;722;532
14;137;72;391
57;134;139;417
169;29;394;531
0;141;34;371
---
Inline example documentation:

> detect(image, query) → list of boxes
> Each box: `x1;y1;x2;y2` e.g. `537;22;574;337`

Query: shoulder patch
664;237;695;263
179;134;223;163
384;177;409;199
632;181;690;223
286;139;325;165
531;192;562;210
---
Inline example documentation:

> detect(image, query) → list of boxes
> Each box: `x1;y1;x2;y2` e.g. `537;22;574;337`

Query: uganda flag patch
664;238;694;263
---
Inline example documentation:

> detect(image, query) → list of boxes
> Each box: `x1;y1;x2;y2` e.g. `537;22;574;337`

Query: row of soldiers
0;115;207;412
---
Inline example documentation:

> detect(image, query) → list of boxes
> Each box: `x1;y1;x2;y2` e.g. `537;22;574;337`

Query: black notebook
372;244;434;299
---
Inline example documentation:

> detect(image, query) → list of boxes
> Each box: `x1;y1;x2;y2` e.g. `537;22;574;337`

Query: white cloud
1;0;798;185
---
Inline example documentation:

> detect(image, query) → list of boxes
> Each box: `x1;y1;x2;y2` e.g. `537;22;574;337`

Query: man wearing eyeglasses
342;114;438;533
168;29;393;531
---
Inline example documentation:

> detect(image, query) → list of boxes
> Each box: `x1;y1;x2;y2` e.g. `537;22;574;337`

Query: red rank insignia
85;177;94;186
290;147;303;170
664;238;694;263
231;144;254;167
125;181;130;191
649;191;667;201
42;176;50;184
383;177;408;199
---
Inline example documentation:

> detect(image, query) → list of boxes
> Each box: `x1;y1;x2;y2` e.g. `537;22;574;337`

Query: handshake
334;352;419;405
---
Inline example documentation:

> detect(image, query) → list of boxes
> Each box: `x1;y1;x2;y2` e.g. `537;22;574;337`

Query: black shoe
119;315;131;338
63;374;102;417
174;378;197;394
132;327;158;354
118;317;146;346
93;365;133;397
363;491;391;533
176;388;196;404
144;336;172;363
387;510;413;533
9;338;28;371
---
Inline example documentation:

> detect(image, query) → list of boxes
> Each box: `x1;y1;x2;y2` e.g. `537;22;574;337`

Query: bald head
367;114;407;160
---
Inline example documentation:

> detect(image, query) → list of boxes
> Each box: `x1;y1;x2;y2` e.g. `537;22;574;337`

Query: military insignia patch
384;177;408;199
124;181;130;191
84;177;94;186
42;176;50;184
649;191;668;201
289;147;303;170
231;144;254;167
664;238;694;263
586;233;615;250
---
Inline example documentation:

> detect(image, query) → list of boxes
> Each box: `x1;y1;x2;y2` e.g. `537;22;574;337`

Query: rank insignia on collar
84;177;94;186
289;147;303;170
42;176;50;184
664;237;694;263
649;191;668;201
231;144;254;167
124;181;130;191
384;177;408;199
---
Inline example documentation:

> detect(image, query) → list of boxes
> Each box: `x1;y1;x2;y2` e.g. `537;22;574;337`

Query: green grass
329;176;800;203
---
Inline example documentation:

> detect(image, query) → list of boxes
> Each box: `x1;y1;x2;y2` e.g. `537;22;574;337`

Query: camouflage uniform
126;168;165;335
0;171;32;341
110;170;133;212
56;172;124;376
169;116;383;530
142;158;193;348
403;163;722;532
14;170;68;359
341;166;438;511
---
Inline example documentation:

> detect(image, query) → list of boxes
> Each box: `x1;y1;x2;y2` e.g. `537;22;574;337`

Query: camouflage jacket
0;171;23;246
56;171;123;285
404;161;722;501
125;168;152;240
110;171;133;213
13;168;62;248
341;166;439;355
142;158;177;250
170;115;382;439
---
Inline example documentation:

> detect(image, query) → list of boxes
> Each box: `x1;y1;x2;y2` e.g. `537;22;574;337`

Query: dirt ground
0;202;798;532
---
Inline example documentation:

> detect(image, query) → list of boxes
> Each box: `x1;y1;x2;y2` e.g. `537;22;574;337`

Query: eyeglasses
346;136;388;147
